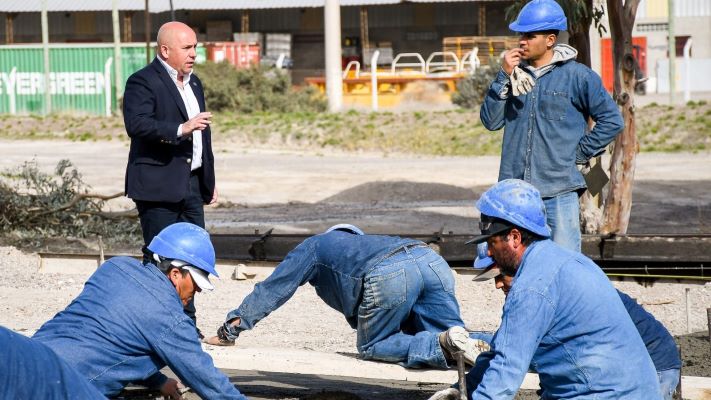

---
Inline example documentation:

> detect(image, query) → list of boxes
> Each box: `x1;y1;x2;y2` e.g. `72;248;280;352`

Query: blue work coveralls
1;325;106;399
224;231;465;368
33;256;247;399
469;240;661;399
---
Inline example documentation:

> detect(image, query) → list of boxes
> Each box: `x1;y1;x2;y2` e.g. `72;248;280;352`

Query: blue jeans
658;369;680;400
543;191;581;252
357;245;464;369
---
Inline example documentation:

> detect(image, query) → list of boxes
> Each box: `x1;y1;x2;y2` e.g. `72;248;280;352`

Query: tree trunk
601;0;641;235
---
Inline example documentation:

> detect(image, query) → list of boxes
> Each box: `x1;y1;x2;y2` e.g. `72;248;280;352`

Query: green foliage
0;160;141;242
193;62;326;113
451;62;500;109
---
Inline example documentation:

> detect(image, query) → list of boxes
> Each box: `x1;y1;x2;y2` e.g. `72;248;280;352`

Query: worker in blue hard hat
480;0;623;252
34;223;247;400
206;224;490;370
460;180;661;399
462;242;681;399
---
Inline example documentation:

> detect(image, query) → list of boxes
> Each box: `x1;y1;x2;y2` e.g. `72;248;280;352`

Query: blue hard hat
509;0;568;33
468;179;551;244
473;242;494;269
147;222;218;278
325;223;364;235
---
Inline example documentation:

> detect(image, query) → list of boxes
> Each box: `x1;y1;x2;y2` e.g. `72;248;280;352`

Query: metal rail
38;233;711;280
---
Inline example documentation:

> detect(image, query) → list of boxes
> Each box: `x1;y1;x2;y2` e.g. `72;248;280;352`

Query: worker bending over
34;223;247;400
207;224;488;369
448;180;660;399
443;243;680;399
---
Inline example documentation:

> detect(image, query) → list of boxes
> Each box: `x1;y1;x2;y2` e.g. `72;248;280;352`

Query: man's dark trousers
136;173;205;322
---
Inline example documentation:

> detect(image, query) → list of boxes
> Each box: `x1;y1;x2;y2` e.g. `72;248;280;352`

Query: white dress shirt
157;57;203;171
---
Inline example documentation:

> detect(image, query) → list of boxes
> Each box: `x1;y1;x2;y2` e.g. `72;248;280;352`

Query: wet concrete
207;180;711;236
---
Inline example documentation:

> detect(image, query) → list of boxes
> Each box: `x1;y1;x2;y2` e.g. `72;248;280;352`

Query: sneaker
440;326;489;365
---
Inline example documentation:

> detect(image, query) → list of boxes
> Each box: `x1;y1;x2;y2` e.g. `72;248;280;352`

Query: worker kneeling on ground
431;243;680;400
33;223;248;400
448;179;660;398
206;224;488;369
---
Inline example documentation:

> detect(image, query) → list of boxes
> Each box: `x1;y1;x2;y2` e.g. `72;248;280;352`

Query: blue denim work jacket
473;240;661;399
33;257;246;399
480;60;623;198
1;326;107;399
226;232;421;337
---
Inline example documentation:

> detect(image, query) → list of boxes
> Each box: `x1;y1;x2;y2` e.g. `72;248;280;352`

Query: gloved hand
203;325;236;346
510;66;535;96
427;388;461;400
576;160;591;175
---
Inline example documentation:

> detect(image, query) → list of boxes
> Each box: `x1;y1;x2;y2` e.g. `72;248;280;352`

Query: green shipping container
0;43;207;116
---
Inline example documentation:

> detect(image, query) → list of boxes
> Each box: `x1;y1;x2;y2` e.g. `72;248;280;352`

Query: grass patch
0;100;709;155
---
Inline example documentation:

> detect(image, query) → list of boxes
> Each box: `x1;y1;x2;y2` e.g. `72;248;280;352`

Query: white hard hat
325;224;365;235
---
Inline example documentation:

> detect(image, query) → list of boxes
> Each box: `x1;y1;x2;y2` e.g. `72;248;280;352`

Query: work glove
203;325;236;346
510;66;535;97
427;388;461;400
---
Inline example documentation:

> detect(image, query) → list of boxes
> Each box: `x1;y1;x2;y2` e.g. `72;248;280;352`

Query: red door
601;36;647;93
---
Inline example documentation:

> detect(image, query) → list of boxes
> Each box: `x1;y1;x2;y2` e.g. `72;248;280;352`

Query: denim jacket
34;257;246;400
472;240;660;399
480;45;623;198
225;232;420;338
1;326;107;399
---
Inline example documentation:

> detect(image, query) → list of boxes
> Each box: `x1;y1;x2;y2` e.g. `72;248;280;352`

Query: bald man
123;21;217;335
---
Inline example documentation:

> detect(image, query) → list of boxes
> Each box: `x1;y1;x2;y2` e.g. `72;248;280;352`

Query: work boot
203;325;235;346
439;326;489;366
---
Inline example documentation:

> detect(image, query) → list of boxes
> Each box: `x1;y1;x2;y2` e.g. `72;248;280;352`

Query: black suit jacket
123;58;215;203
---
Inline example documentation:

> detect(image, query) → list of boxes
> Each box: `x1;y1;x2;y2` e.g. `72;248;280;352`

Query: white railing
425;51;461;74
343;60;361;79
390;53;426;75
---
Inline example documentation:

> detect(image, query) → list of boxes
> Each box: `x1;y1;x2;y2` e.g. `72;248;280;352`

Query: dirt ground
2;139;711;398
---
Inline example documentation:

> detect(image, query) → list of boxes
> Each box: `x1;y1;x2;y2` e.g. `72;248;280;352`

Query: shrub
452;60;501;109
193;62;326;113
0;160;141;242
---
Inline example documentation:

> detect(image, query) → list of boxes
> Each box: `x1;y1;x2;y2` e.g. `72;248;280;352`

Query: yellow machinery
305;36;518;109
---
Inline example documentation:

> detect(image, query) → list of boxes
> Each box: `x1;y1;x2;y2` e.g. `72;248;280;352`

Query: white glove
510;66;535;96
427;388;461;400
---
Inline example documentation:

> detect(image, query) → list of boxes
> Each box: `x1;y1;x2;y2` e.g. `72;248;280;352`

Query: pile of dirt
322;181;481;204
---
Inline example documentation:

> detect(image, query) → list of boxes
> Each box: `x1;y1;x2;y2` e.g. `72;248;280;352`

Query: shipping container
205;42;260;68
0;43;207;116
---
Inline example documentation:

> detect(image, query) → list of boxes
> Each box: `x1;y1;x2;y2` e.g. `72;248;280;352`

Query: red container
205;42;260;68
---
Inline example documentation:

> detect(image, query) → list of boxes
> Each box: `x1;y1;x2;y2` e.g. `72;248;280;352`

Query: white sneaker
440;326;489;365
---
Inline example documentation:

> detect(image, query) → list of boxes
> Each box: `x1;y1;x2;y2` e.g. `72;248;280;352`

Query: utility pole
324;0;343;112
112;0;122;113
41;0;51;116
145;0;151;64
668;0;675;105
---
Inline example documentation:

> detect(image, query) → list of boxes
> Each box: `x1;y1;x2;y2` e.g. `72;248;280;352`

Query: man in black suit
123;21;217;333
